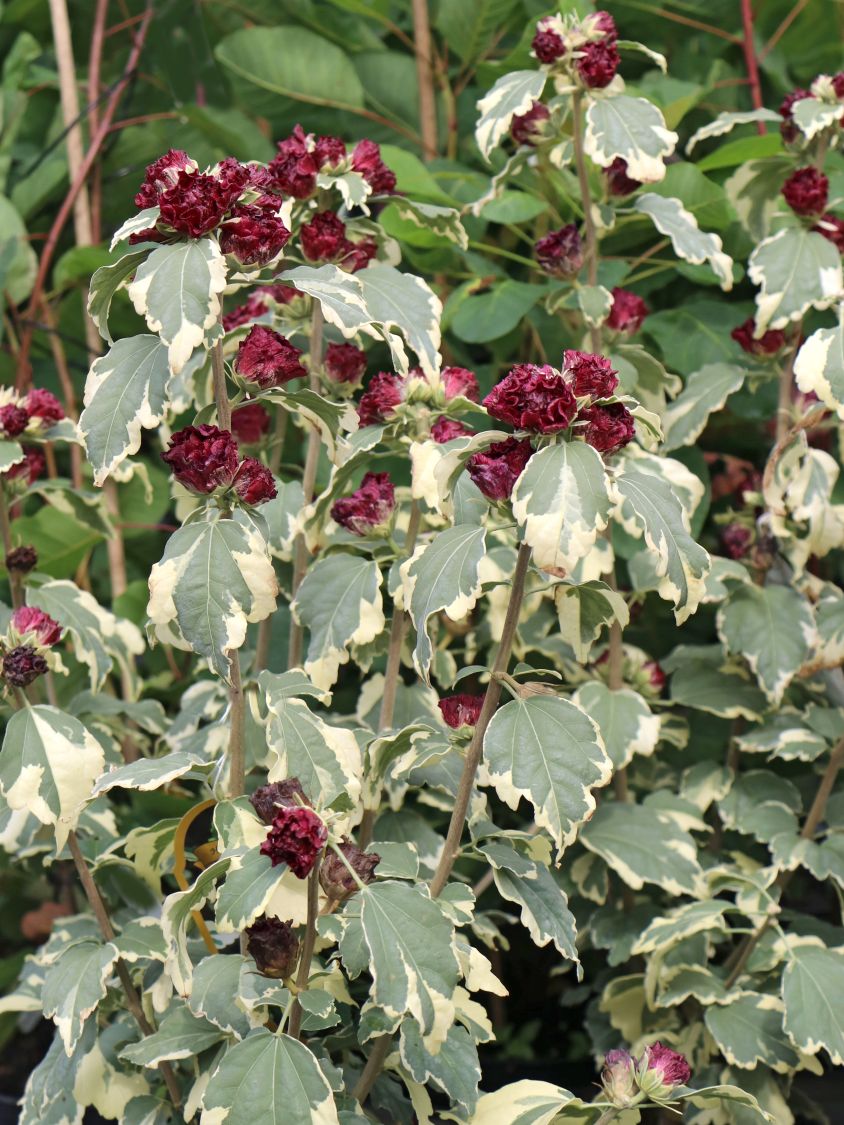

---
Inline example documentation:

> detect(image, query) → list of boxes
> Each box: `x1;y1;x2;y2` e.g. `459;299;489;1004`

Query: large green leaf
666;645;767;719
483;695;611;859
511;442;611;573
580;801;703;895
215;849;285;933
782;941;844;1065
705;993;800;1073
635;194;733;288
87;248;150;343
400;1019;480;1117
147;518;277;683
42;939;118;1052
264;696;361;811
662;362;746;451
584;94;677;182
0;193;37;303
188;954;252;1038
572;683;660;770
200;1029;340;1124
121;1002;224;1067
748;227;842;333
450;280;546;344
475;70;547;159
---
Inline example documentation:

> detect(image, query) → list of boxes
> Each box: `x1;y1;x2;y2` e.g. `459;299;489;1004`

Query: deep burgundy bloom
731;317;786;357
5;546;37;574
607;289;649;335
4;447;45;486
782;166;829;216
590;10;618;41
250;779;308;825
161;425;239;494
442;366;480;402
351;139;397;194
510;101;551;146
637;1042;692;1097
268;125;319;199
233;459;276;506
604;157;641;197
25;389;64;428
341;235;378;274
231;403;271;445
301;211;348;262
2;645;48;688
331;472;395;536
315;135;347;169
325;342;367;385
578;402;636;454
563;350;619;399
235;325;307;388
319;838;380;901
467;437;533;501
214;157;256;202
0;404;29;437
535;224;583;278
484;364;577;433
813;213;844;252
431;417;473;443
438;693;485;729
601;1049;636;1109
260;806;327;878
832;73;844;99
157;170;234;238
358;371;404;426
779;89;813;143
222;291;271;332
245;917;300;979
11;606;62;647
219;197;291;266
721;523;753;559
134;149;196;209
577;40;620;88
532;17;566;63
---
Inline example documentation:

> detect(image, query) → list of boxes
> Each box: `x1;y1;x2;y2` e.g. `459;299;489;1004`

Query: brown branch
287;864;321;1040
412;0;438;160
760;0;812;59
571;93;601;353
740;0;766;130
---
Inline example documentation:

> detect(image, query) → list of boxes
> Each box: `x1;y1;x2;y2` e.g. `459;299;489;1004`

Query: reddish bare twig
740;0;766;132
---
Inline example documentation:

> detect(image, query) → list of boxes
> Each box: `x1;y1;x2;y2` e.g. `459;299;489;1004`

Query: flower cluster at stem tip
602;1042;692;1108
0;606;64;691
0;388;65;494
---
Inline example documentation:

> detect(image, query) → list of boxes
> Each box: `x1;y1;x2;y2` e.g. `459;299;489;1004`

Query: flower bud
577;40;620;89
730;317;787;357
134;149;198;209
319;839;380;901
0;404;29;438
577;402;636;455
24;389;65;430
351;139;397;194
235;326;307;388
466;437;533;501
231;403;271;445
442;366;480;402
563;350;618;399
358;372;405;426
535;224;584;278
438;693;484;729
5;546;37;574
161;426;239;494
431;417;473;443
484;364;577;433
782;166;828;216
10;606;62;648
607;288;649;336
245;916;300;979
721;523;753;560
510;101;551;147
532;16;566;63
2;645;48;688
250;779;307;825
604;157;641;197
813;213;844;253
635;1042;691;1100
233;458;276;506
601;1048;637;1108
219;197;291;267
301;211;349;263
331;472;395;536
260;806;327;878
324;342;367;385
269;125;319;199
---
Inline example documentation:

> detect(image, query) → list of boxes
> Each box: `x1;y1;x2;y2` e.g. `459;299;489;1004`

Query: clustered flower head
1;605;63;690
531;10;619;89
438;693;485;729
782;166;829;216
602;1042;691;1108
234;325;307;388
319;838;380;901
331;472;395;536
535;224;583;278
357;364;479;428
9;606;63;648
245;916;300;979
431;417;473;443
324;342;367;386
300;210;377;273
260;805;327;878
563;350;619;398
267;126;396;199
161;425;276;506
467;436;534;501
222;283;302;332
0;388;65;439
731;317;787;358
231;403;270;445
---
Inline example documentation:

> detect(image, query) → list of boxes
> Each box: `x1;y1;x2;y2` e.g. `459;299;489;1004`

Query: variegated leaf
575;284;613;328
554;581;629;662
469;1081;594;1125
572;682;660;770
292;554;385;691
748;227;843;333
483;695;611;860
42;939;118;1053
580;801;703;895
635;194;733;289
794;315;844;420
80;335;171;485
793;95;843;139
215;848;286;933
666;645;767;719
121;1003;224;1067
188;954;252;1037
705;993;800;1073
633;900;728;955
401;524;487;680
358;263;442;380
400;1019;480;1118
200;1030;340;1125
717;584;815;704
265;696;361;812
782;941;844;1065
662;362;745;451
475;70;547;159
93;750;208;796
161;858;231;992
110;207;159;250
680;1085;775;1123
391;198;469;249
128;238;227;374
0;439;23;473
685;108;780;153
583;94;677;182
0;706;104;851
511;442;611;573
87;248;150;343
263;387;352;460
147;518;277;683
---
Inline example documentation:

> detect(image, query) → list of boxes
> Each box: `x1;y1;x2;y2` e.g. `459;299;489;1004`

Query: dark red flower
730;317;786;357
358;371;404;426
340;234;378;273
510;101;551;147
260;806;327;878
331;472;395;536
442;366;480;402
813;213;844;252
235;325;307;388
301;211;348;262
607;288;649;335
11;606;62;647
315;135;347;169
157;170;233;238
219;197;291;266
4;447;45;486
214;157;256;204
25;389;65;428
233;458;276;506
5;546;37;574
319;838;380;901
779;89;813;143
231;403;271;445
484;364;577;433
604;157;641;197
250;779;308;825
578;402;635;454
161;425;239;494
782;166;828;216
577;40;620;88
246;917;300;979
438;693;485;728
325;342;367;385
532;17;566;63
2;645;47;688
268;125;319;199
563;350;619;399
466;437;533;501
721;523;753;559
134;149;197;209
590;10;618;41
643;660;666;693
431;417;473;443
637;1042;691;1098
535;224;583;278
351;139;397;194
222;292;271;332
0;404;29;438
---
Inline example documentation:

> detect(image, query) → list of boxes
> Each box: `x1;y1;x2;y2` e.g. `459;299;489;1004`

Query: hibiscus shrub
1;3;844;1124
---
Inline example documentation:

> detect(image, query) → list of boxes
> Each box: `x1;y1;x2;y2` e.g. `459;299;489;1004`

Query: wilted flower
325;342;367;385
577;39;620;88
233;459;276;506
730;317;787;357
532;16;566;63
535;224;583;278
235;325;307;388
331;472;395;536
25;389;65;429
219;197;291;266
10;606;62;648
2;645;48;688
578;402;635;454
636;1042;692;1100
161;426;239;494
0;404;29;438
231;403;271;445
466;437;533;501
438;693;485;728
358;371;405;426
510;101;551;146
260;806;327;878
5;546;37;574
319;838;380;901
245;917;300;979
563;350;618;399
431;417;473;443
607;288;649;335
484;364;577;433
601;1048;637;1108
250;779;307;825
351;139;396;194
782;166;828;216
604;157;641;197
721;523;753;559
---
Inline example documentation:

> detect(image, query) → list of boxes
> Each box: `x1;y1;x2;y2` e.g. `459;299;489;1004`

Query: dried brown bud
245;916;300;979
319;838;380;901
